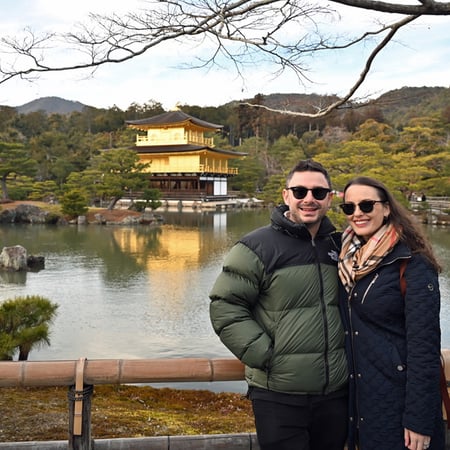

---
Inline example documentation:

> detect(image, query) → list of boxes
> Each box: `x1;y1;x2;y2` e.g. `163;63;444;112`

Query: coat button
357;373;362;378
354;331;359;335
397;365;405;371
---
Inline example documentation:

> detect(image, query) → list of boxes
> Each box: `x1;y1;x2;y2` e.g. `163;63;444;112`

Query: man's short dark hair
286;159;332;189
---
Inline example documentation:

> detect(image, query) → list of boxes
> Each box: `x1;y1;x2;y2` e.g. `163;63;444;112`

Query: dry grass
0;385;255;442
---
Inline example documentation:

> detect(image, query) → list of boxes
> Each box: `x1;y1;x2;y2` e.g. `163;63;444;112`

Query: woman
338;176;444;450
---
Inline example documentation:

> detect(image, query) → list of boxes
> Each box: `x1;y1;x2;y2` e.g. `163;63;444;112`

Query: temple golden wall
137;152;231;174
147;126;185;145
135;126;214;147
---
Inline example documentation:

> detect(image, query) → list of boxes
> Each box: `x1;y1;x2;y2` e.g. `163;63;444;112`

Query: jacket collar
271;204;337;239
379;240;411;266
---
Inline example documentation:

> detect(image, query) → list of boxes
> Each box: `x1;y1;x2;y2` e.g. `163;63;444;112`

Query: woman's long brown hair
343;176;442;273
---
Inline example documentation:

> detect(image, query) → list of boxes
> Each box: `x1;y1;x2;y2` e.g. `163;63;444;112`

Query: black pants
252;394;348;450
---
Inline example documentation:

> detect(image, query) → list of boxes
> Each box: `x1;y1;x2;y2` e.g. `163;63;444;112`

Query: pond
0;208;449;391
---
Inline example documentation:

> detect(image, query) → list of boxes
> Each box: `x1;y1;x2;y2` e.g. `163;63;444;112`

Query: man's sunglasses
286;186;331;200
339;200;385;215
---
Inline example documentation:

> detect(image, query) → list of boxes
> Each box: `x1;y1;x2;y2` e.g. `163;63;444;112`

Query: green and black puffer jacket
209;205;347;394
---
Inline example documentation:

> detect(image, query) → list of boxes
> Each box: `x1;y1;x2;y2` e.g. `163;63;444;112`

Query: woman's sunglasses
339;200;385;215
286;186;331;200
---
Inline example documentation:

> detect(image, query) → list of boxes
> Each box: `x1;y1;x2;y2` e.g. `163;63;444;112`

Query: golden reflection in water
111;226;202;270
110;226;206;314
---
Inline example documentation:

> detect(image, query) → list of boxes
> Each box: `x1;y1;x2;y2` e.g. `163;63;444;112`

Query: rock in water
0;245;28;271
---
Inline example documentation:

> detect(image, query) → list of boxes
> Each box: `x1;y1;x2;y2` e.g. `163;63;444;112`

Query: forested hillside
12;86;450;128
15;96;87;115
0;86;449;208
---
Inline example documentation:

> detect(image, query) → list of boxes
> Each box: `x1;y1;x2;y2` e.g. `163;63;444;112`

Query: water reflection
427;226;450;346
0;210;271;364
0;270;27;284
0;211;448;392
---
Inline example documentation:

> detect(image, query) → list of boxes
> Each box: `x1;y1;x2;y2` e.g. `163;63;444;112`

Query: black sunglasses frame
286;186;331;200
339;200;386;215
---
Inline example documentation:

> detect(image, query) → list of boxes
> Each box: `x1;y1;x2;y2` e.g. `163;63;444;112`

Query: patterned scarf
338;223;400;293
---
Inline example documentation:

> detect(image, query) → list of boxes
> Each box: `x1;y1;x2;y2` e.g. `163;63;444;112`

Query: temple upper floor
134;126;215;147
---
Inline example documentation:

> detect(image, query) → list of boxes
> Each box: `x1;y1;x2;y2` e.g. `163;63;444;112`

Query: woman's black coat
340;242;444;450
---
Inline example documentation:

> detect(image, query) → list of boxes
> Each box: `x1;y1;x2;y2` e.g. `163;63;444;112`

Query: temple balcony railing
198;165;238;175
135;135;215;147
148;166;238;175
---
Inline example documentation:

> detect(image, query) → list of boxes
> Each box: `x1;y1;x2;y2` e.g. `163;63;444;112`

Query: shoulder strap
399;260;407;298
441;357;450;428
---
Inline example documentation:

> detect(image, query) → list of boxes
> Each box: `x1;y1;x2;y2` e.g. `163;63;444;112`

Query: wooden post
68;358;93;450
68;384;93;450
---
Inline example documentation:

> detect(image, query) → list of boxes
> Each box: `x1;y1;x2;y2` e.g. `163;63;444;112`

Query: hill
249;86;449;124
15;96;89;115
238;92;341;112
9;86;450;125
370;86;450;125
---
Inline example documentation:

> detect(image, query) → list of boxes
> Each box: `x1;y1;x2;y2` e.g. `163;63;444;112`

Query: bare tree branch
0;0;448;117
0;1;340;86
240;14;419;117
331;0;450;15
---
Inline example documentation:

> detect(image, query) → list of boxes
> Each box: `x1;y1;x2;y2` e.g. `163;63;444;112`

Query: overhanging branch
240;15;419;118
330;0;450;15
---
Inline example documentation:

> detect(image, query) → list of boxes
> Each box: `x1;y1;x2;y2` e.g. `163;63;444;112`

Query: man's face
282;170;333;236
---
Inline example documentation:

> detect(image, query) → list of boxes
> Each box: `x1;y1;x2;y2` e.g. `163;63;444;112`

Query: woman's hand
404;428;431;450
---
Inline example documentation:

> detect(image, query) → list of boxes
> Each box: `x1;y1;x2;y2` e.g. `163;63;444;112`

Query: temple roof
126;110;224;130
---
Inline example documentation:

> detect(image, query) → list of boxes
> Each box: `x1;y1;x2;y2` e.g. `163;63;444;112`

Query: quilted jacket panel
340;242;444;449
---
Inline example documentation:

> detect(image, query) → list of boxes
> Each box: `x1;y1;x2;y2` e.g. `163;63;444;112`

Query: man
209;159;348;450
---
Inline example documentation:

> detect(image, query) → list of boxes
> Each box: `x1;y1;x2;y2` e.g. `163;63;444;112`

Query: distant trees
247;114;450;204
66;149;151;210
0;142;37;201
60;189;89;218
132;189;162;212
125;100;165;121
0;92;449;208
0;296;58;361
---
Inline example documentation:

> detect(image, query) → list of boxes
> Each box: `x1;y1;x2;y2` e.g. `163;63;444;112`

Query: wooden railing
0;357;244;387
198;164;239;174
0;357;252;450
135;134;215;147
410;196;450;213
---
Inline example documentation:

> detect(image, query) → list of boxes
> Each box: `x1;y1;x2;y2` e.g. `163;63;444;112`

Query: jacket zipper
349;256;410;430
312;237;330;394
359;255;410;305
348;286;361;430
361;273;379;304
352;273;380;427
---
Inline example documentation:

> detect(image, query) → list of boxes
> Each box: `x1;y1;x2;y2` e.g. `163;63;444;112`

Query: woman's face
343;184;390;240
